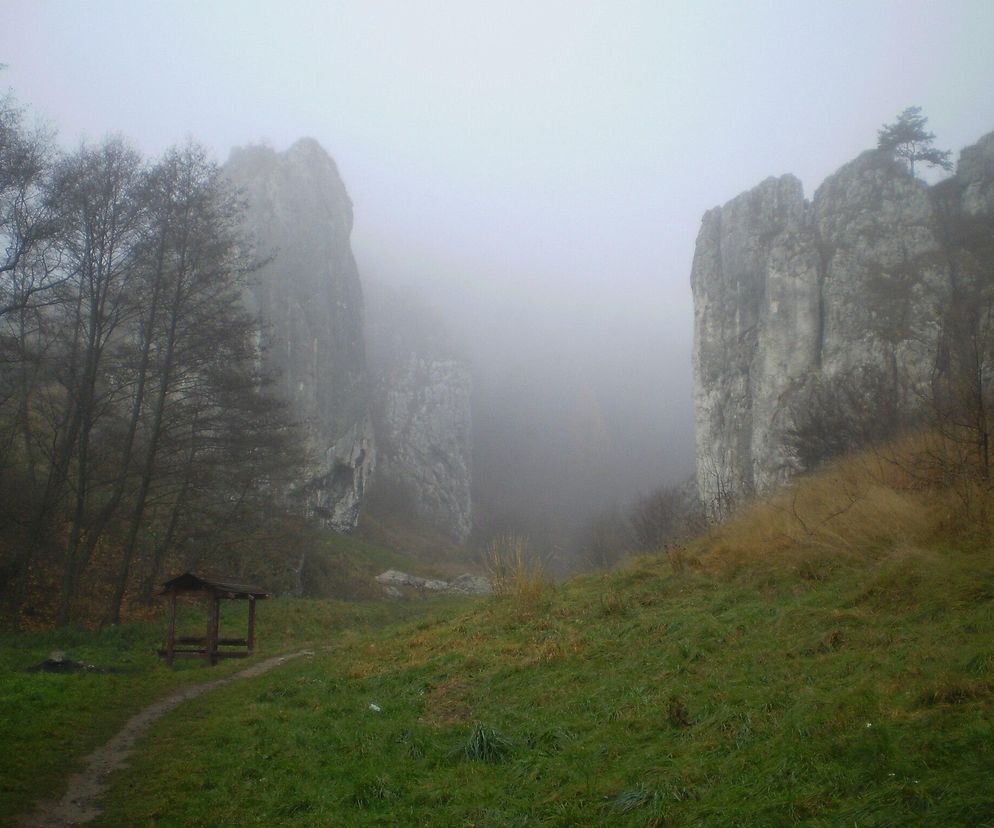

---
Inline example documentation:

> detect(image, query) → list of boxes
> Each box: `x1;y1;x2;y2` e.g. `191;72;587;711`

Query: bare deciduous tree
0;127;307;625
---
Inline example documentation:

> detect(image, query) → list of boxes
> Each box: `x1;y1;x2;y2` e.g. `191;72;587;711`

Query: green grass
302;519;469;599
0;596;465;824
304;527;428;599
86;543;994;826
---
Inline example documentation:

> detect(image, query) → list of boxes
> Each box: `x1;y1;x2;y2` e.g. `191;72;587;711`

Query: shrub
577;510;634;570
784;365;903;472
630;483;704;550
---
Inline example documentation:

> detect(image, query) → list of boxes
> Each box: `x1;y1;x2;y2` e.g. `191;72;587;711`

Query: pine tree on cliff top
877;106;953;177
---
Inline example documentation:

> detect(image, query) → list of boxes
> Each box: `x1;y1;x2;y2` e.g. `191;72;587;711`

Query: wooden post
206;590;218;666
215;597;223;659
166;591;177;666
247;595;256;653
213;594;221;665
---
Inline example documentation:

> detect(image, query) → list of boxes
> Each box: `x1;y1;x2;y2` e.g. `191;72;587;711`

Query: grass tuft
351;774;398;807
484;533;550;606
610;782;658;814
918;677;991;707
456;723;513;763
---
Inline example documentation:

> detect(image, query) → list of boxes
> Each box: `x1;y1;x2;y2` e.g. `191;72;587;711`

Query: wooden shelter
158;573;269;665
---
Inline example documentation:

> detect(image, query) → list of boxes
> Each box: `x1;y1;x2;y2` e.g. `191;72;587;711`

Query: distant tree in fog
629;484;702;550
578;510;633;570
0;90;60;319
924;182;994;485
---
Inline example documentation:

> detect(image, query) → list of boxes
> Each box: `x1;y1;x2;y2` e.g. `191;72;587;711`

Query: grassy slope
95;542;994;824
305;509;476;599
305;526;433;599
0;597;464;825
9;445;994;826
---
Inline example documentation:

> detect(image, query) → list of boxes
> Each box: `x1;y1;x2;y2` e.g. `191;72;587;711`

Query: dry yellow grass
699;433;993;578
483;533;551;606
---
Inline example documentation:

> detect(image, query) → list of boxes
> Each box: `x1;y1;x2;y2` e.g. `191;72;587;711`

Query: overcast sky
4;0;994;535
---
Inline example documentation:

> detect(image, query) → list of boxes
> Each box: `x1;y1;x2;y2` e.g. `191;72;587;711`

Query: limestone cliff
225;139;374;531
692;132;994;515
374;356;472;541
365;284;473;542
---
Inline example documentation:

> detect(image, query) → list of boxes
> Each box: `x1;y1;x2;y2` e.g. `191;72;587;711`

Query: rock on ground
375;569;491;597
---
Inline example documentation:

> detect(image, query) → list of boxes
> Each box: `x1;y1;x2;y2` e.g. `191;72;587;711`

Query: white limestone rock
692;133;994;516
375;569;491;596
225;139;375;532
958;132;994;216
376;354;473;542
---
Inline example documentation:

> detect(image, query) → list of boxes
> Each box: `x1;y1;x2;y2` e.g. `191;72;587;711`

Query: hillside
74;444;994;826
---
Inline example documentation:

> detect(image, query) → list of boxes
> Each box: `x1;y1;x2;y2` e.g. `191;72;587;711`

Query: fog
6;0;994;548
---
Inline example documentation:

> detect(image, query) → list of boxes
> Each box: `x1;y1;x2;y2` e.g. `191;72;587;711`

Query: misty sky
4;0;994;539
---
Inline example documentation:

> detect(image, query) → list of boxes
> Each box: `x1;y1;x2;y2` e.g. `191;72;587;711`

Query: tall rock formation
692;131;994;515
226;139;374;531
375;355;473;541
365;284;473;542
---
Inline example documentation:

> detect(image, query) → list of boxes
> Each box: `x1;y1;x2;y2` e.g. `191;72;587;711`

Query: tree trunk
106;254;185;625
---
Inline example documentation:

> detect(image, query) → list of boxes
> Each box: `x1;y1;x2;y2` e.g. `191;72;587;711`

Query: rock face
692;132;994;515
226;139;374;531
365;284;473;541
225;142;475;540
959;132;994;216
375;355;473;541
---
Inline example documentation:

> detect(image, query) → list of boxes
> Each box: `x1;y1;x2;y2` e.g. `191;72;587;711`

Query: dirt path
19;650;314;827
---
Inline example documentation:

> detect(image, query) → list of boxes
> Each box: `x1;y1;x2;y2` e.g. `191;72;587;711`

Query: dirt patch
26;653;126;675
421;677;473;725
19;650;313;827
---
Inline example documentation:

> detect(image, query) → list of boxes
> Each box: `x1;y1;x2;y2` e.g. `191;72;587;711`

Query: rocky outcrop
365;283;474;542
226;139;374;531
692;132;994;515
375;356;473;541
958;132;994;216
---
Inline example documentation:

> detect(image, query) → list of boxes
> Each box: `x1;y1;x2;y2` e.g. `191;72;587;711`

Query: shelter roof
159;572;269;599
